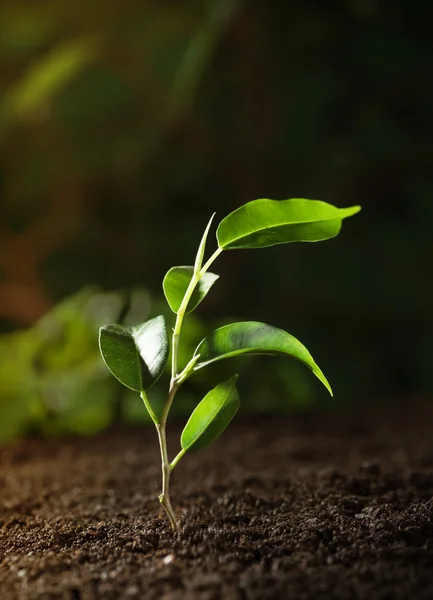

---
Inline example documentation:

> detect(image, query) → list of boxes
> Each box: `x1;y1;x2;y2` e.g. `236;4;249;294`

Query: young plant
99;198;361;532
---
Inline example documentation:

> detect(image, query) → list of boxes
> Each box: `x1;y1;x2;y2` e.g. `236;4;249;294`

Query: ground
0;401;432;599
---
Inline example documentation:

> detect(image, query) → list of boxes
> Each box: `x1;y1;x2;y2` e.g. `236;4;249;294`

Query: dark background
0;0;432;441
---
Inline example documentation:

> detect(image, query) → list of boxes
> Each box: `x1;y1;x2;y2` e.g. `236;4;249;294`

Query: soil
0;402;432;600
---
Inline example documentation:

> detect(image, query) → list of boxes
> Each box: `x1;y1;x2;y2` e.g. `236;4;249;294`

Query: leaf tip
323;378;333;397
312;363;333;397
340;205;362;219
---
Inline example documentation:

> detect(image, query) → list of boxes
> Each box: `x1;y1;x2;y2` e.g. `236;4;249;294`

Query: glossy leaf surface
194;321;332;395
181;375;240;452
163;266;219;314
99;316;168;392
217;198;361;250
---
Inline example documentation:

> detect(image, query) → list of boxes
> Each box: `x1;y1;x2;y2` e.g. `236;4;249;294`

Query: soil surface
0;402;432;600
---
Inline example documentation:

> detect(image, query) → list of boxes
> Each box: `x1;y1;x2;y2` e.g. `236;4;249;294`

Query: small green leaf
163;266;219;314
99;316;168;392
194;213;216;272
194;321;332;396
181;375;240;452
217;198;361;250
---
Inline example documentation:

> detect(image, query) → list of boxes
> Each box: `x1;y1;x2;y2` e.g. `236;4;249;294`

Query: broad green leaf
99;316;168;392
181;375;240;452
217;198;361;250
163;266;219;314
194;213;216;272
194;321;332;396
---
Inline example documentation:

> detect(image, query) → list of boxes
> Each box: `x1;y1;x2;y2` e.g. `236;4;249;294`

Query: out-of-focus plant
0;288;121;441
0;286;208;442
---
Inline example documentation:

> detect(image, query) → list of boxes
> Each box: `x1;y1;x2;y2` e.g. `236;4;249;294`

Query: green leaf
99;316;168;392
181;375;240;452
217;198;361;250
194;213;216;272
194;321;332;396
163;266;219;314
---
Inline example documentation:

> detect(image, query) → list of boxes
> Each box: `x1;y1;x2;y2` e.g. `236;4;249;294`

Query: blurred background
1;0;432;441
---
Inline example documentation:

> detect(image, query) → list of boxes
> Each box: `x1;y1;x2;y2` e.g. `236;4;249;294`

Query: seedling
99;198;360;532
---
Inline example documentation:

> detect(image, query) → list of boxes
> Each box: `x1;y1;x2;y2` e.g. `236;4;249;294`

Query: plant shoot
99;198;361;532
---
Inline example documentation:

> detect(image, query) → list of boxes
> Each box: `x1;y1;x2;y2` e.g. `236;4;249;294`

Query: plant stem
175;353;201;386
140;391;159;425
170;246;222;378
171;271;200;372
156;419;179;533
157;243;223;531
156;381;180;532
200;246;222;276
172;246;223;367
170;447;187;470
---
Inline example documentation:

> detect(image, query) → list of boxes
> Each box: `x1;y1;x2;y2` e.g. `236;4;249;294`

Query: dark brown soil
1;402;433;600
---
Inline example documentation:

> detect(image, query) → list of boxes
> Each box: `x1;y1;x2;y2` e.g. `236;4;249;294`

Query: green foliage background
1;0;432;440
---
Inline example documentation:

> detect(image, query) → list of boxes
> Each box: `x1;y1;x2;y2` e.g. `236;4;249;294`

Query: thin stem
140;391;159;425
172;273;200;338
171;332;180;383
156;421;179;533
157;271;198;532
170;447;187;470
155;381;180;532
161;381;178;430
175;353;201;386
200;246;223;276
171;270;200;379
171;245;222;379
157;242;223;532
